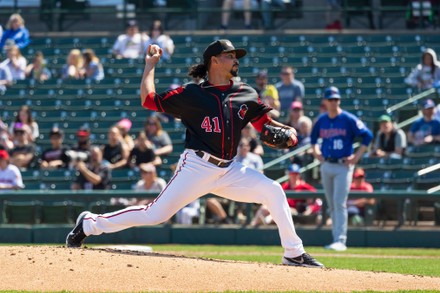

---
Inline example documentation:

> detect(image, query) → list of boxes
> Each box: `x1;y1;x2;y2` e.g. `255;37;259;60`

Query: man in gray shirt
276;66;305;114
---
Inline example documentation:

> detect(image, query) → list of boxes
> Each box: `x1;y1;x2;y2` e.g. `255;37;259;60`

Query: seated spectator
260;0;286;29
144;20;175;61
116;118;135;151
144;116;173;157
80;49;104;81
0;59;13;92
405;48;440;91
62;49;83;80
251;164;321;226
275;66;305;113
0;13;30;51
1;44;27;80
40;128;70;170
235;137;263;172
408;99;440;146
291;115;314;174
71;145;111;190
9;123;36;169
128;131;161;168
112;20;148;59
69;127;92;164
285;101;310;133
241;123;264;156
25;51;51;82
255;70;280;119
348;167;375;226
101;126;130;170
370;114;407;159
0;120;13;151
9;105;39;142
0;149;24;191
129;163;167;205
220;0;253;29
175;199;200;225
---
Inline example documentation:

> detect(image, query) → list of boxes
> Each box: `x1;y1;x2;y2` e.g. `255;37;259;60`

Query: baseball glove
260;124;297;149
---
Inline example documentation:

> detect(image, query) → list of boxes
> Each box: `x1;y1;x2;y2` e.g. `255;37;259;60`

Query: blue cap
422;99;435;109
288;164;301;173
324;86;341;99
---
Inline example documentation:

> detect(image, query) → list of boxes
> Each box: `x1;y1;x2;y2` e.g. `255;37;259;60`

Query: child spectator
25;51;51;82
0;149;24;191
40;128;70;170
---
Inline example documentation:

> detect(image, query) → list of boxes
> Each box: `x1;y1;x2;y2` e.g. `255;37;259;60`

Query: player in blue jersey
310;86;373;251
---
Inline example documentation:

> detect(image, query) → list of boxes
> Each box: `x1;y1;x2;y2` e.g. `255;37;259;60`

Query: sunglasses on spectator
327;99;340;102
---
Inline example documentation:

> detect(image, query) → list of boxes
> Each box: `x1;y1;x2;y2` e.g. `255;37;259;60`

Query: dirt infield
1;245;440;292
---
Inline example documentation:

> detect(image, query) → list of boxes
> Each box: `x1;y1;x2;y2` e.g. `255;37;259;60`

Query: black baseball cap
203;39;247;66
50;128;63;137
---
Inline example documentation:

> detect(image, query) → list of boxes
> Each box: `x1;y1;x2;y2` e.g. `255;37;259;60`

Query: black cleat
66;211;89;248
282;253;324;268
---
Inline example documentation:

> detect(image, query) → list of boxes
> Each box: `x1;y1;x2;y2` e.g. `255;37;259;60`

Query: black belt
195;150;233;168
324;157;345;164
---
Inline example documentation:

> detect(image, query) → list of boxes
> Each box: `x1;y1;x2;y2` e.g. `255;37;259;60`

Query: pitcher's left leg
214;164;304;258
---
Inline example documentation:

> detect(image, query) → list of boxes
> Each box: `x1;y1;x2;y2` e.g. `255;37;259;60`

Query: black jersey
152;80;271;160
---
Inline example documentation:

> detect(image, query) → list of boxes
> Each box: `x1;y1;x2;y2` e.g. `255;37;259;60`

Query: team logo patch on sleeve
238;104;248;120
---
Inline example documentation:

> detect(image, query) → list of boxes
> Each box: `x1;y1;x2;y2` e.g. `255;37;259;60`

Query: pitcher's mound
1;245;439;292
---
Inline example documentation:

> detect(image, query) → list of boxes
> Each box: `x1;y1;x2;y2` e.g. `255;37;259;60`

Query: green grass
151;244;440;277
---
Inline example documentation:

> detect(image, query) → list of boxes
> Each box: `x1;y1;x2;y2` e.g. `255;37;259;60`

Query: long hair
188;64;207;79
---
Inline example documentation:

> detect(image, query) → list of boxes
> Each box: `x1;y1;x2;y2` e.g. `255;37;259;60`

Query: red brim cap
0;150;9;160
77;130;90;137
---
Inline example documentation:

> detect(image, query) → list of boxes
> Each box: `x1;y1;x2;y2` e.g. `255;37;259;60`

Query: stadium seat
3;201;40;224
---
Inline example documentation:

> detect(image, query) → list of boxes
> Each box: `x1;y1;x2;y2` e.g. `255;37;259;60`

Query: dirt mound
1;245;439;292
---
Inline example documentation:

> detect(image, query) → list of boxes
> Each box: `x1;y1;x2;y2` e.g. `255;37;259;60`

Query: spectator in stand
325;0;343;30
1;44;27;81
0;13;30;51
144;116;173;157
235;137;264;172
80;49;104;81
25;51;51;82
348;167;375;226
0;149;24;191
128;131;161;168
370;114;407;159
9;105;39;142
116;118;135;151
62;49;83;80
144;20;175;61
408;99;440;146
255;70;280;119
9;123;36;169
285;101;310;133
130;162;167;205
220;0;253;29
0;120;13;151
101;126;130;170
70;127;92;164
112;20;148;59
276;66;305;114
0;58;13;92
405;48;440;91
40;128;70;170
241;123;264;156
251;164;321;226
260;0;287;29
71;145;111;190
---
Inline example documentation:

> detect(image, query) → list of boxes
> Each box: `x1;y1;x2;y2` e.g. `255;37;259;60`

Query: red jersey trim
142;92;158;111
251;114;272;132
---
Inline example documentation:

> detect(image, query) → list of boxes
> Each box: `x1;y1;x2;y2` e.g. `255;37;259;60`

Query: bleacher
2;32;440;198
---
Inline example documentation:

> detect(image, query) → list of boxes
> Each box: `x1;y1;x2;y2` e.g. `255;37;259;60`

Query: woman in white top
9;105;39;142
405;48;440;91
144;20;174;61
1;44;26;80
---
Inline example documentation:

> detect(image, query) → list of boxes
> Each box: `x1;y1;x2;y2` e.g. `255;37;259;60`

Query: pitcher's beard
230;68;239;77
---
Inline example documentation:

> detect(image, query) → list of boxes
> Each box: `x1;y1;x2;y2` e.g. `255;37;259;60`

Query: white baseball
149;44;160;56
